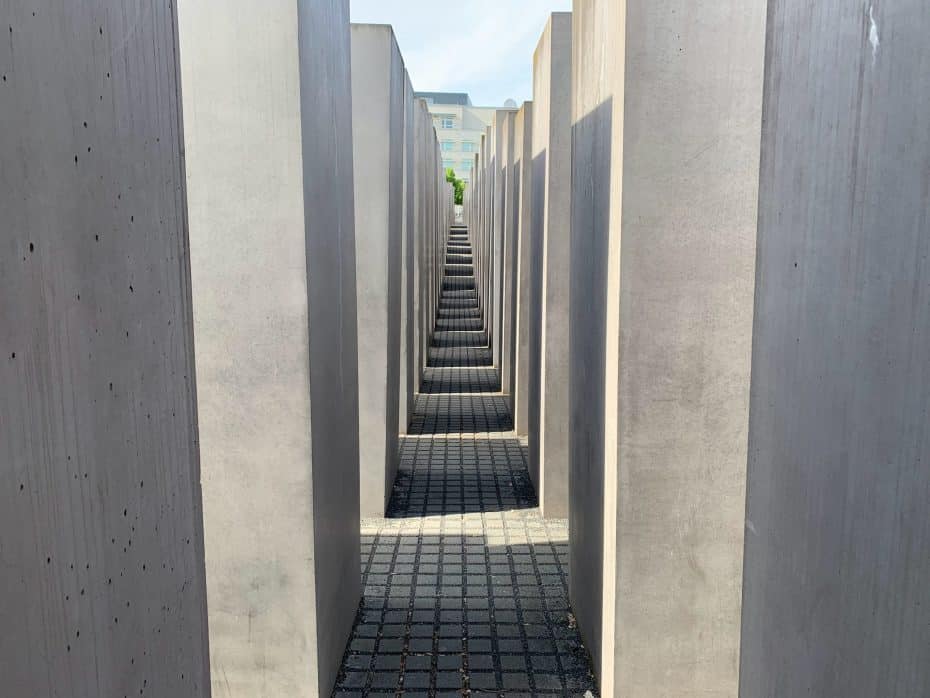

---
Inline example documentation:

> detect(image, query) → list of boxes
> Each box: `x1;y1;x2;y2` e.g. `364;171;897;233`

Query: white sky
350;0;572;107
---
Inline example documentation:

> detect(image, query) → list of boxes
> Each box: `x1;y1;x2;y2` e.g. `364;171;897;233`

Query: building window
442;159;457;170
441;141;455;152
440;117;455;129
462;142;476;153
459;160;473;171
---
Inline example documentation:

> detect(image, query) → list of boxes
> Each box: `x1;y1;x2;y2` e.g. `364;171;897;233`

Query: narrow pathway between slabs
334;227;598;697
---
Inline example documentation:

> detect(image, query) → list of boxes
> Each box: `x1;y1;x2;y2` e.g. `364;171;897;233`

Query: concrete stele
531;12;572;518
498;110;518;405
569;0;765;694
178;0;360;694
0;3;210;696
739;2;930;695
399;71;416;430
351;24;405;517
512;102;535;436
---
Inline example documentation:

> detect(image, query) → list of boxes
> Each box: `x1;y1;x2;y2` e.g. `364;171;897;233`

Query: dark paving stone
332;232;598;697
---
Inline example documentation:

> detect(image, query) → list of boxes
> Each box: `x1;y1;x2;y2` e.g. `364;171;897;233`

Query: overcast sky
350;0;572;107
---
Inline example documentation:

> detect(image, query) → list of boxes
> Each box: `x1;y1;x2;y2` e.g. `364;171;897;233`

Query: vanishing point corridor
333;228;598;696
7;3;929;696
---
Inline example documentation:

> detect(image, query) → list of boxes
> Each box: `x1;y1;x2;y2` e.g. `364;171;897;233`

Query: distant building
415;91;501;185
416;91;472;107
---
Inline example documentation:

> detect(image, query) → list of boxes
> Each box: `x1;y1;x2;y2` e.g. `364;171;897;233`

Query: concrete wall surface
414;97;447;388
567;1;621;676
739;3;930;696
413;100;426;385
415;97;438;387
475;135;485;325
352;24;404;517
399;72;416;431
569;0;765;694
485;124;498;367
0;4;210;696
178;0;360;694
532;13;572;518
499;110;518;405
512;102;534;436
492;109;515;376
480;132;491;329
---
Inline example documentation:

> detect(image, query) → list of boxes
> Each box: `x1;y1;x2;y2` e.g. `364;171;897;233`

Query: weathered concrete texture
483;129;491;333
399;72;416;432
531;13;572;518
413;101;425;389
178;0;360;695
498;110;518;407
568;0;765;694
465;128;493;366
0;4;210;697
414;98;432;390
739;4;930;696
352;24;404;517
480;130;491;336
512;102;534;436
567;3;621;679
482;126;496;365
413;97;449;392
491;110;514;376
471;141;480;327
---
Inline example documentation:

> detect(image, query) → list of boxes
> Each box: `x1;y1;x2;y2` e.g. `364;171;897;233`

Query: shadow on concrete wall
527;148;547;492
567;97;613;676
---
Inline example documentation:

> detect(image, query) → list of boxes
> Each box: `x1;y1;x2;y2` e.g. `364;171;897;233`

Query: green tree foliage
446;167;466;206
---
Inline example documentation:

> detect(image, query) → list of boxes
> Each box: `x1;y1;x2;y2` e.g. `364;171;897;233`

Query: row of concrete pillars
1;3;452;697
2;0;929;696
464;5;929;697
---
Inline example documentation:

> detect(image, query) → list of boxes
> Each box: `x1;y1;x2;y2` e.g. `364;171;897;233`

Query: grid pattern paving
419;367;500;395
334;228;598;696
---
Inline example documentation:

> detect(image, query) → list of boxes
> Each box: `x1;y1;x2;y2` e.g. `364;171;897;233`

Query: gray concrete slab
739;4;930;696
399;72;416;432
512;102;534;437
351;24;405;518
480;131;491;335
414;98;442;388
484;126;497;367
413;101;425;392
179;0;360;694
498;111;518;413
492;110;515;376
568;0;765;694
531;13;572;518
0;4;210;695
